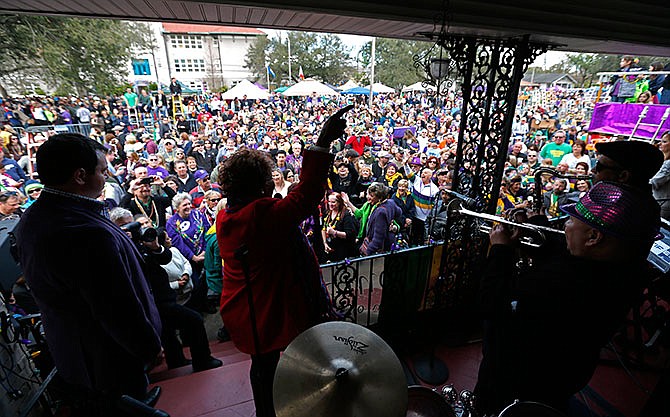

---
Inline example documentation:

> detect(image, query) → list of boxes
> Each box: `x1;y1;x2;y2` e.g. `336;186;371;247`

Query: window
170;34;203;49
132;59;151;76
173;59;206;73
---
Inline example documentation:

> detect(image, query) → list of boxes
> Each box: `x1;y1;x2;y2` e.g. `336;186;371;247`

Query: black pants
159;302;211;368
186;262;210;312
410;218;426;246
52;373;148;417
250;350;281;417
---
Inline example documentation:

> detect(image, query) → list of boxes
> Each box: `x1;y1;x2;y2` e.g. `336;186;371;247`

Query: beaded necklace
322;210;341;231
134;197;157;227
174;211;205;252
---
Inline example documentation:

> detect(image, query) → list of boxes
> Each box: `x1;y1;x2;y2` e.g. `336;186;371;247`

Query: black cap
345;149;360;158
595;140;663;181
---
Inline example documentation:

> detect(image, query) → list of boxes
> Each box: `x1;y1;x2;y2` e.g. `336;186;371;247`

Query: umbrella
341;86;379;96
281;79;340;97
364;82;396;94
221;79;269;100
401;81;435;92
274;86;289;93
338;80;359;90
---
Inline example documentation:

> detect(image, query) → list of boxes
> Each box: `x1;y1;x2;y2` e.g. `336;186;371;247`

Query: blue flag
267;66;276;78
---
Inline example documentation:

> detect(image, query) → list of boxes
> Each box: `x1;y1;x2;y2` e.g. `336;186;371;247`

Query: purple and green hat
560;181;661;241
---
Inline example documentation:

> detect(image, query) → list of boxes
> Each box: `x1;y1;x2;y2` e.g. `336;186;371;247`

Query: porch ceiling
0;0;669;56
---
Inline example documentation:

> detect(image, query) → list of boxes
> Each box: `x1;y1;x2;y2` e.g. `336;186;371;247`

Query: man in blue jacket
15;133;162;414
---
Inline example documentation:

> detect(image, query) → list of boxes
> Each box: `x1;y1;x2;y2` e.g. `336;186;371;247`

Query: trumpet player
475;181;661;416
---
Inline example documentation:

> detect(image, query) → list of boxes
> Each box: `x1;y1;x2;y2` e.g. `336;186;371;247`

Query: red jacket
216;150;333;354
345;135;371;156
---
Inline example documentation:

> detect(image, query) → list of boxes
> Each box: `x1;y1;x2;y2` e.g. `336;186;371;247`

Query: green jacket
353;201;373;239
203;224;223;296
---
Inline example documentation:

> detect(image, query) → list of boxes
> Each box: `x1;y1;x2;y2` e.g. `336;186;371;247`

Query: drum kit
273;322;567;417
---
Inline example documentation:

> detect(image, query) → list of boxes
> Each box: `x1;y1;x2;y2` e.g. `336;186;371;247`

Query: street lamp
429;58;451;81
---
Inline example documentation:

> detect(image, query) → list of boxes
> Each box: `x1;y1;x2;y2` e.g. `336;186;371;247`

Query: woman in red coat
216;105;352;417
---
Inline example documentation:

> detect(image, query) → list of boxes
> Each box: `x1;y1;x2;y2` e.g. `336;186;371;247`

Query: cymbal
273;321;408;417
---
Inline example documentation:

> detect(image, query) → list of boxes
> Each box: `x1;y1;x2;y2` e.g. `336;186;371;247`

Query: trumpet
457;207;565;248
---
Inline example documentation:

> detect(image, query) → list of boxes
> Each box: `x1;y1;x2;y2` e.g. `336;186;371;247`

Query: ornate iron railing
319;242;474;329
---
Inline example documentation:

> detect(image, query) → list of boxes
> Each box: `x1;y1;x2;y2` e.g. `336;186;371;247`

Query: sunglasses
593;161;622;174
28;188;42;194
209;198;221;202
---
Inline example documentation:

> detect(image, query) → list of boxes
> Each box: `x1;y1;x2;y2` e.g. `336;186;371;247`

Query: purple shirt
147;166;170;179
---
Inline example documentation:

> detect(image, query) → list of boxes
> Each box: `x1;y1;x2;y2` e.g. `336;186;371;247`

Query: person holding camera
110;208;222;372
121;175;176;228
424;188;452;243
15;134;162;414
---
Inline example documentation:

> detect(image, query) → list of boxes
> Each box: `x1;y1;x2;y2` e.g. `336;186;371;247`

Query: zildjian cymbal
273;321;408;417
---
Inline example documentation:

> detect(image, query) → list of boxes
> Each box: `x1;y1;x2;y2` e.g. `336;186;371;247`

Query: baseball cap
194;169;209;181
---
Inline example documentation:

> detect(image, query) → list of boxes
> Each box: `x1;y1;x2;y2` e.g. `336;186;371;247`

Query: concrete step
149;340;249;383
152;358;254;416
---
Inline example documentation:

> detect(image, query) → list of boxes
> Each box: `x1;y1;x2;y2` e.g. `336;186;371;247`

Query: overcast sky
264;30;567;70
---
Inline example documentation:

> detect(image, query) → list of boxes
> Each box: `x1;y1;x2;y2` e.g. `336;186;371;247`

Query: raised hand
316;105;355;148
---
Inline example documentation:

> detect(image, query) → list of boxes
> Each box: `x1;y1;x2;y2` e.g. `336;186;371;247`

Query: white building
129;22;265;92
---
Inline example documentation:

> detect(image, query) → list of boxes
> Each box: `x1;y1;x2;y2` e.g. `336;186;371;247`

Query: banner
588;103;670;140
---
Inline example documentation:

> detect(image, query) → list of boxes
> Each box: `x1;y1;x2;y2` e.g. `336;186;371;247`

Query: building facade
129;22;265;92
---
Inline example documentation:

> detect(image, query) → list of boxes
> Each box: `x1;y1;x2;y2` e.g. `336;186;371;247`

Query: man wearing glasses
189;169;221;208
593;140;663;220
146;154;169;179
526;150;541;170
539;130;572;166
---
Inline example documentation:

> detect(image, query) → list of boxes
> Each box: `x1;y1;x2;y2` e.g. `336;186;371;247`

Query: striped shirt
410;176;439;221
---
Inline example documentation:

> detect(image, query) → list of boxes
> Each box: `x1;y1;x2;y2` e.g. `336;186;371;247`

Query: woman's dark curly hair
218;148;274;203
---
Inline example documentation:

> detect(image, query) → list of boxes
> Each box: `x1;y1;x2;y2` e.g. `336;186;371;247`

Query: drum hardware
273;321;408;417
434;384;478;417
441;384;458;404
454;206;565;248
407;385;457;417
459;390;476;413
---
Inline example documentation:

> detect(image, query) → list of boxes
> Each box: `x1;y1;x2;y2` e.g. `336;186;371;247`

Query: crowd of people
3;63;670;416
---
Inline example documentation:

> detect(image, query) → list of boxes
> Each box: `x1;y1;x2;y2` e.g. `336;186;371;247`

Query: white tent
401;81;436;92
364;82;396;94
281;78;340;96
221;79;269;100
338;80;359;90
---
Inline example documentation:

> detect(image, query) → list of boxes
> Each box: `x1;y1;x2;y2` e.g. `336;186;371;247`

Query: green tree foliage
246;32;433;90
246;31;354;87
0;14;140;96
548;53;670;87
358;38;432;90
245;35;270;82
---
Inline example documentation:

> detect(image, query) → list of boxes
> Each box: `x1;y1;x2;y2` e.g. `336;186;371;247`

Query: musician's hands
489;223;514;246
316;105;354;148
